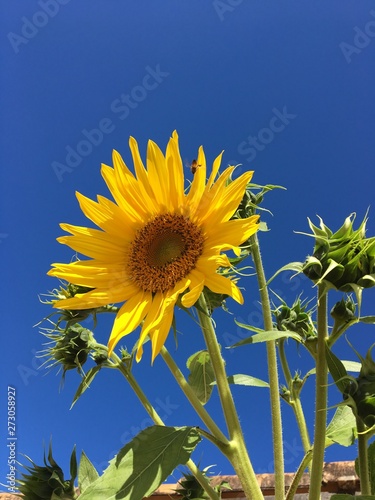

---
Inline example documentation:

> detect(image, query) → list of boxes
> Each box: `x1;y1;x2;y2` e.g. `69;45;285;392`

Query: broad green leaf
187;350;215;405
227;374;269;388
325;344;350;394
325;406;357;447
78;451;99;494
71;365;102;409
78;426;201;500
230;329;302;348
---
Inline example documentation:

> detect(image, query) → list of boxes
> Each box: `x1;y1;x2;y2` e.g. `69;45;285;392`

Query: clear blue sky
1;0;375;488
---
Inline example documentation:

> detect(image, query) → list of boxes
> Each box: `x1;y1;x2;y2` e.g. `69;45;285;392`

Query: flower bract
48;132;259;361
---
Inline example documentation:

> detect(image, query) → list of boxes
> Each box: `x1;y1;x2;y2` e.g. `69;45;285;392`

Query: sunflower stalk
278;339;311;460
308;286;328;500
160;346;230;449
109;351;221;500
196;294;263;500
356;416;371;495
249;232;285;498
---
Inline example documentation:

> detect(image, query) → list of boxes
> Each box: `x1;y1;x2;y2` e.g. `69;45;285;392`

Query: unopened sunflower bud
302;213;375;293
18;445;77;499
41;324;95;375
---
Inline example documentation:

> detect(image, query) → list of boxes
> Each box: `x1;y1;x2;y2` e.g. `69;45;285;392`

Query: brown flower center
128;214;204;293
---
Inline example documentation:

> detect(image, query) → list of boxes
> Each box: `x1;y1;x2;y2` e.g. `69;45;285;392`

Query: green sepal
71;365;102;409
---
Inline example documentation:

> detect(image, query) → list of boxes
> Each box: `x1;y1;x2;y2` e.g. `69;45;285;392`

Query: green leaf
230;329;302;348
325;406;357;447
78;451;99;494
78;426;201;500
186;350;215;405
266;261;304;285
71;365;102;409
325;344;350;394
360;316;375;324
341;360;362;373
233;320;265;334
227;374;269;388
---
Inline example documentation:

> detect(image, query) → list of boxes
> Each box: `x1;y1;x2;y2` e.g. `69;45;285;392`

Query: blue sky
1;0;375;489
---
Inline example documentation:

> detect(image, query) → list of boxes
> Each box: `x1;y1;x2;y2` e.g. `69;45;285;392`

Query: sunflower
48;132;259;362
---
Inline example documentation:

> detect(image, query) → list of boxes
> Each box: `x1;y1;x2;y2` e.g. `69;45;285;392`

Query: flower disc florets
129;214;204;293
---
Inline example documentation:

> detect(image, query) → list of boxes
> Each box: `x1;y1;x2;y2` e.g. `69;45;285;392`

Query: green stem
250;232;285;498
160;346;229;449
109;351;220;500
356;417;371;495
327;318;358;348
285;449;313;500
308;287;328;500
279;340;311;457
196;294;263;500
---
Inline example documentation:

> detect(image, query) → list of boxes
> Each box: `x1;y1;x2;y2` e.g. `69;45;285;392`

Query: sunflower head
48;132;259;362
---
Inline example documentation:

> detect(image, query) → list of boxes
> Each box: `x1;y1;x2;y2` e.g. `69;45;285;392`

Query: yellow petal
165;131;184;211
48;261;127;287
204;273;244;304
136;278;190;361
107;291;151;355
205;216;260;249
181;269;205;308
51;282;137;309
147;140;169;208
